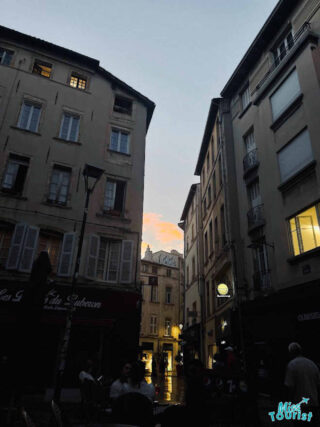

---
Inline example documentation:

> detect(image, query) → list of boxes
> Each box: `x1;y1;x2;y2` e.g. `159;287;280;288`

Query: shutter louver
86;234;100;279
106;241;121;282
120;240;134;283
57;232;76;277
6;223;28;270
19;226;39;272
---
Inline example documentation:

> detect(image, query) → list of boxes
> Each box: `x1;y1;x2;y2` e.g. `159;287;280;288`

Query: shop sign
297;312;320;322
217;283;230;298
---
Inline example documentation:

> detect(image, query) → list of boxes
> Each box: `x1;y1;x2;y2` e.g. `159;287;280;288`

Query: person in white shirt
126;361;155;402
109;361;132;401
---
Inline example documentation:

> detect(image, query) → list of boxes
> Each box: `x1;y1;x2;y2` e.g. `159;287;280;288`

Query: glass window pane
271;70;300;120
110;130;119;151
120;133;129;153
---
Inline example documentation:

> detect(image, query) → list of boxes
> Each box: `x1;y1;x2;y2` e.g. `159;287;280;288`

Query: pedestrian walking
284;342;320;426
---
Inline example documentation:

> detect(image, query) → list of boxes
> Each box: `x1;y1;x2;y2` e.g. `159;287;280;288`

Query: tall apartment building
179;184;203;362
139;247;183;376
0;26;154;386
220;0;320;363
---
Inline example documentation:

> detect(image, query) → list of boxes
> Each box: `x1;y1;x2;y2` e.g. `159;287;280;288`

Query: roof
180;183;198;221
0;25;155;129
220;0;301;98
194;98;220;175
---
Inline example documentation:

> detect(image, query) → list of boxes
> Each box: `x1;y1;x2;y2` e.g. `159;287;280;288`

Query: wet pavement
145;374;185;404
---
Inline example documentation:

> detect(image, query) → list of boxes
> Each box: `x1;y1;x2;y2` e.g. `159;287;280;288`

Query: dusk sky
2;0;279;255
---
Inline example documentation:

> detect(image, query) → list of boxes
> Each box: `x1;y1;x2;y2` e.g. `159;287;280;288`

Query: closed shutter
19;226;39;272
86;234;100;279
57;232;76;277
106;241;121;282
6;223;28;269
120;240;134;283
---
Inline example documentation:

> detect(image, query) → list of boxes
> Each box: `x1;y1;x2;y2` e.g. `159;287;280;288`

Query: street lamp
53;164;104;403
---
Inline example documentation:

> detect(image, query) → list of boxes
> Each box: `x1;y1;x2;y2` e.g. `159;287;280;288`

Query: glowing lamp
217;283;229;296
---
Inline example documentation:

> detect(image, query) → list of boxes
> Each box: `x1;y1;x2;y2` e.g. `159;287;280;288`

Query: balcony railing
243;149;259;175
247;204;265;230
253;270;271;291
256;22;311;91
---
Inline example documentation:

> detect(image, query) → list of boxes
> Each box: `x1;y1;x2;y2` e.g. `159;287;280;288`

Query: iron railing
243;149;259;174
256;22;311;91
247;204;265;229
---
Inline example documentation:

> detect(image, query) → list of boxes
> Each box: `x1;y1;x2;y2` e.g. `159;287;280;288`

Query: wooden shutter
57;232;76;277
6;223;28;270
86;234;100;279
106;241;121;282
120;240;134;283
19;226;39;272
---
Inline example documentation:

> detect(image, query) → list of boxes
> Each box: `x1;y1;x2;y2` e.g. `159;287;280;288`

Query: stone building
0;25;154;387
139;247;183;376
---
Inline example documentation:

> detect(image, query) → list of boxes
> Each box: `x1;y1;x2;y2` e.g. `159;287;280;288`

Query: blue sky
1;0;279;253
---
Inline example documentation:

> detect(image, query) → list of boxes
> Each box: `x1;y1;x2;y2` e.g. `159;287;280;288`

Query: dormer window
113;96;132;115
70;73;87;90
274;29;294;66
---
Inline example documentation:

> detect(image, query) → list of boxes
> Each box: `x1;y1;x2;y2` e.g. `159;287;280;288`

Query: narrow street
146;375;185;404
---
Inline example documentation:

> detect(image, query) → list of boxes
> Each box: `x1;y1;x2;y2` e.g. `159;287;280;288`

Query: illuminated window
38;232;62;273
59;113;80;142
150;316;157;334
164;319;171;336
70;73;87;90
32;60;52;78
47;166;71;205
289;205;320;256
0;47;14;65
18;101;41;132
110;129;129;154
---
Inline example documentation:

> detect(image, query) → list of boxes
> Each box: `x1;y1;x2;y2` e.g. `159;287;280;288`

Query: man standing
284;342;320;425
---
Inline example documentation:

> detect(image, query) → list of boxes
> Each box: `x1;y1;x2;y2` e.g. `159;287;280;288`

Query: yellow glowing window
32;60;52;78
289;205;320;256
70;74;87;90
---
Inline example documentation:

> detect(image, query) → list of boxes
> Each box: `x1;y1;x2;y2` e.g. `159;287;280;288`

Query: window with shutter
18;101;42;132
86;234;100;279
57;233;76;277
19;226;39;272
120;240;134;283
6;223;28;270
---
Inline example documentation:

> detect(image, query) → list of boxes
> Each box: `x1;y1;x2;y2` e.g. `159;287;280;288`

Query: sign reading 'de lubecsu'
0;288;102;310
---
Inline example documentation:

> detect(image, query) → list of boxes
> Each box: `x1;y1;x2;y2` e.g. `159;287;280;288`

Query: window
110;129;129;154
252;240;270;289
289;204;320;256
2;154;29;195
240;86;250;110
96;239;122;282
209;221;213;254
104;179;126;215
70;73;87;90
192;256;196;279
0;226;13;267
151;284;158;302
113;96;132;115
47;166;71;205
32;60;52;78
274;30;294;66
214;217;219;252
142;264;147;273
152;266;158;274
164;319;171;336
166;268;171;277
59;113;80;142
221;205;226;246
248;180;261;208
0;47;14;65
204;232;208;261
18;101;41;132
165;287;172;304
270;70;300;120
244;131;256;153
278;129;313;183
37;232;62;273
150;316;157;334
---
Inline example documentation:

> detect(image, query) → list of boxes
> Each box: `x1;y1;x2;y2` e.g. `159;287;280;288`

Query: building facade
220;0;320;369
0;25;154;386
139;247;183;376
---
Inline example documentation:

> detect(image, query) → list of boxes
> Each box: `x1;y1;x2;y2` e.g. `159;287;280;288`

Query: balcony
243;149;259;176
253;270;271;291
247;204;265;232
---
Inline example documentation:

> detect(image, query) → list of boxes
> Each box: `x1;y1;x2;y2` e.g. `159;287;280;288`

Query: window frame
113;95;133;115
164;319;172;336
47;165;72;206
240;85;251;110
270;69;301;121
32;59;52;78
17;100;42;133
165;287;172;304
104;178;126;215
59;112;80;142
69;73;87;90
2;154;29;196
110;128;130;154
150;315;157;334
0;47;14;66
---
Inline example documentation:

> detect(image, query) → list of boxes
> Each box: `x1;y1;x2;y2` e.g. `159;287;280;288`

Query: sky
1;0;279;255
